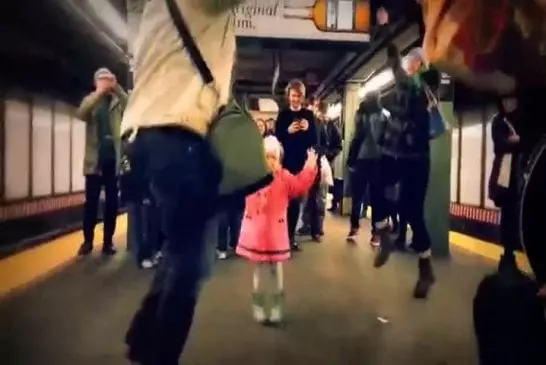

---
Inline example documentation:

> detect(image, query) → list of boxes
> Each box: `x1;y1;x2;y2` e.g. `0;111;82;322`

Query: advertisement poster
126;0;371;50
235;0;370;42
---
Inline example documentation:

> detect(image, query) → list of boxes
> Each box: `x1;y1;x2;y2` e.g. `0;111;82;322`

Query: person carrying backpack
122;1;267;364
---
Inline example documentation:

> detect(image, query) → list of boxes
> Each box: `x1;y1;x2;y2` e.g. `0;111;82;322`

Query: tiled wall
451;104;500;224
0;90;87;221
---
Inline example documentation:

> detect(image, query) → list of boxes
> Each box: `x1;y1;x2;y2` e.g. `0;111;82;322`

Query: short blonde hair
285;79;306;98
263;135;284;160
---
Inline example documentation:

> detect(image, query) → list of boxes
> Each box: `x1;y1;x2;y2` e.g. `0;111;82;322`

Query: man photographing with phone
76;67;127;257
276;79;318;251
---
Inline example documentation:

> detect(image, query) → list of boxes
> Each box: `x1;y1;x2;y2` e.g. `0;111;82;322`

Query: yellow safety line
0;214;127;298
449;231;532;274
0;212;533;298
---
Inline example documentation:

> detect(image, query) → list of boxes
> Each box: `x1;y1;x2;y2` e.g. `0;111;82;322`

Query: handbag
423;83;449;139
165;0;272;199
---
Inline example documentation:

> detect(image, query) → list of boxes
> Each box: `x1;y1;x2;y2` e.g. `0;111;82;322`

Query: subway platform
0;214;503;365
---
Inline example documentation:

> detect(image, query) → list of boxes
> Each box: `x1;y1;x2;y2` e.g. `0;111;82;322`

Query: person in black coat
276;79;317;251
488;94;523;274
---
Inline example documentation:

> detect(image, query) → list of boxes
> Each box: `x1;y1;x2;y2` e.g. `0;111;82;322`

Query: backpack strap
165;0;214;84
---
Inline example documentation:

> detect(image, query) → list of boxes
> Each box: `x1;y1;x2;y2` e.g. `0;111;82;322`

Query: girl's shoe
269;292;284;324
252;292;267;324
253;305;267;324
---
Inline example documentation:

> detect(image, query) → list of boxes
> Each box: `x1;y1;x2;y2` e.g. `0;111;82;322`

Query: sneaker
78;242;93;256
291;241;301;252
346;228;358;242
312;235;322;243
413;258;435;299
140;259;155;269
373;226;394;268
217;250;228;260
253;305;267;324
102;245;117;256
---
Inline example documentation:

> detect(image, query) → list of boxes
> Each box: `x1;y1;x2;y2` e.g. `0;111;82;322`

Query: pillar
127;0;145;91
340;83;361;216
425;73;454;258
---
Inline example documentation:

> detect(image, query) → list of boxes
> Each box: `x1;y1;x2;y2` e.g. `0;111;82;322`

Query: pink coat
236;166;317;262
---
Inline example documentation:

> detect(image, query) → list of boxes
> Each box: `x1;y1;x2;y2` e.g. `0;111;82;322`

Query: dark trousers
287;198;302;244
350;159;380;230
399;157;431;253
330;178;343;209
396;212;408;243
302;175;327;235
125;128;221;365
218;199;244;251
375;155;431;253
128;198;164;262
499;192;519;258
83;159;118;246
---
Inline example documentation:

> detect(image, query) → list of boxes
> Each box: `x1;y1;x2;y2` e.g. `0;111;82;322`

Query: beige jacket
76;86;128;175
121;0;245;137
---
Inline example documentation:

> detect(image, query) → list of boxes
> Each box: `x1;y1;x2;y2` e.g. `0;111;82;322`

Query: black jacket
315;119;342;162
487;112;521;206
347;95;388;167
275;107;317;173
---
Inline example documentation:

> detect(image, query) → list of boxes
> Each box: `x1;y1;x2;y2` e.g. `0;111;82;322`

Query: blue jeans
125;128;221;364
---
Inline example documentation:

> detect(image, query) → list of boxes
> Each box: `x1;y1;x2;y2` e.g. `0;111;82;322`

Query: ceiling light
86;0;128;40
358;69;394;98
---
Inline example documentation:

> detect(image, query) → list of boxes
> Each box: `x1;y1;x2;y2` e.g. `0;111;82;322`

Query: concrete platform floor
0;215;496;365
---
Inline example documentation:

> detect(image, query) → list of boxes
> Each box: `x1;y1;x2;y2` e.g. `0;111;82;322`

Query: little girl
236;136;318;325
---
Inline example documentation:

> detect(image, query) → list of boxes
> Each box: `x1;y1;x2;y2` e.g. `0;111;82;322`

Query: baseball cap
94;67;114;80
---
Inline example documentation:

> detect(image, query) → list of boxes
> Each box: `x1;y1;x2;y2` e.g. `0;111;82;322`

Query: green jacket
76;86;128;175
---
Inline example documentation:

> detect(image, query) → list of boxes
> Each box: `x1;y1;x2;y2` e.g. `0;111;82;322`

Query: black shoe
291;241;301;252
373;227;394;268
413;258;435;299
78;242;93;256
102;245;117;256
